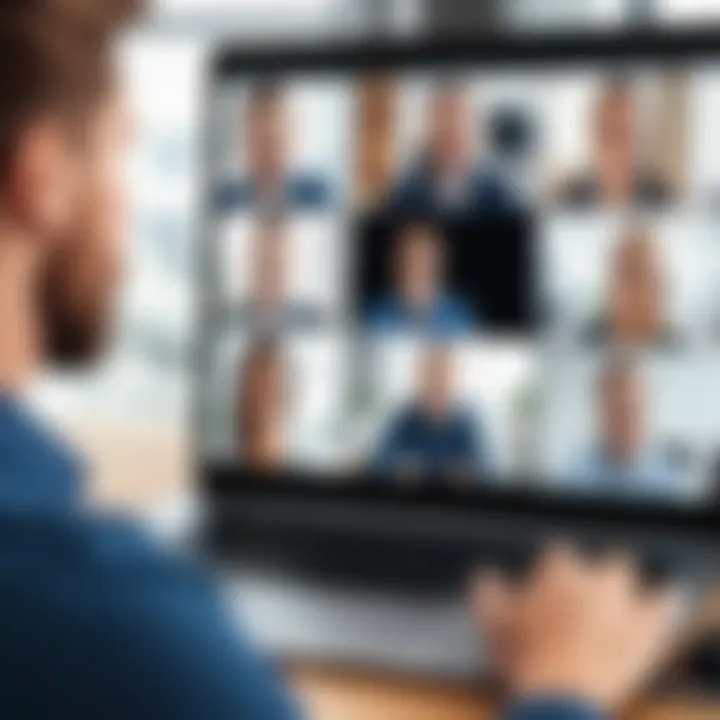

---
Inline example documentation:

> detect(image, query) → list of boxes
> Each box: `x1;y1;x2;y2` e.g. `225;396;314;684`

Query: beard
39;233;120;369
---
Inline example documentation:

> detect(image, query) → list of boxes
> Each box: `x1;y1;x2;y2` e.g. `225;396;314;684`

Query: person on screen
389;83;518;215
582;227;679;350
558;80;672;208
237;217;326;331
373;346;490;482
570;358;678;498
215;82;331;212
365;220;473;337
235;341;286;470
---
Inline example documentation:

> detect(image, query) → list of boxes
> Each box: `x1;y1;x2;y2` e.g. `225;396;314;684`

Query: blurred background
36;0;720;510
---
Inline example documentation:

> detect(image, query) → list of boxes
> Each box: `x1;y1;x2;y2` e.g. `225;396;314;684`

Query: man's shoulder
0;510;215;616
435;295;473;332
443;404;481;438
288;173;331;203
389;404;423;433
0;511;298;719
569;445;603;481
468;165;516;198
365;296;400;327
437;295;471;317
389;164;433;207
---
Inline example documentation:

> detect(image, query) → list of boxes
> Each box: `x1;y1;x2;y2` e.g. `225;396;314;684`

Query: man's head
243;82;288;188
592;80;635;200
394;220;446;311
0;0;141;371
608;227;664;343
415;345;456;420
426;84;474;178
596;358;645;464
250;218;289;310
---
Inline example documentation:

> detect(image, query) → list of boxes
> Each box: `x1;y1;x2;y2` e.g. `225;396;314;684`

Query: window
659;0;720;21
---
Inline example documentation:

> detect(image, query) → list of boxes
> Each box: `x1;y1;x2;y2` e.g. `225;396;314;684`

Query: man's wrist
506;696;606;720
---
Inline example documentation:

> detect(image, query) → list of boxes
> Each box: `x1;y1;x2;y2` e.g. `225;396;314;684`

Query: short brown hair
0;0;144;172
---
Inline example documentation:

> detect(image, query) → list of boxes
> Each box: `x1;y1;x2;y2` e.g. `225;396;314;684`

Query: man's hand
473;546;684;713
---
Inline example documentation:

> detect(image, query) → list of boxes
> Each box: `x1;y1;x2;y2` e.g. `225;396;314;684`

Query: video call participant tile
356;213;535;339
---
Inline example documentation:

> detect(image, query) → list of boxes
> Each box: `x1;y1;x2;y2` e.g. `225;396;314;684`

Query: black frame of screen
198;26;720;540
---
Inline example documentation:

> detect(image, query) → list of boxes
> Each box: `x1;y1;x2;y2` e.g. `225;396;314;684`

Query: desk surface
293;667;720;720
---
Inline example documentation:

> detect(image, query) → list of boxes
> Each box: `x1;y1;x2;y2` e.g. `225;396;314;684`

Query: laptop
195;28;720;679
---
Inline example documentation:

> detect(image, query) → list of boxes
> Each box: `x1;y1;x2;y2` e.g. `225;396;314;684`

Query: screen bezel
199;27;720;540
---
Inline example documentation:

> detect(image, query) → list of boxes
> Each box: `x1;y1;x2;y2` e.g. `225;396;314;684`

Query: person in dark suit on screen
389;83;518;216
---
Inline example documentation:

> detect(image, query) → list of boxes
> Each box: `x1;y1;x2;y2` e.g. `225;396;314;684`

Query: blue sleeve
452;298;475;335
365;299;395;334
292;175;332;209
458;411;490;474
506;698;605;720
213;181;252;213
373;412;409;474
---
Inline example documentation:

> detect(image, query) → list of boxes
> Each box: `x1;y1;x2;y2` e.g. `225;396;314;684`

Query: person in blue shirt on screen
365;220;474;338
373;346;489;483
570;358;678;499
214;82;331;213
388;83;518;216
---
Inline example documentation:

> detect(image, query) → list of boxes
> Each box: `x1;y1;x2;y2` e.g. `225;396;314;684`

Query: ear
10;120;79;240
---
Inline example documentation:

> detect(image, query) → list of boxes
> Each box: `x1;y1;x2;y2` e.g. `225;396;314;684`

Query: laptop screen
199;37;720;517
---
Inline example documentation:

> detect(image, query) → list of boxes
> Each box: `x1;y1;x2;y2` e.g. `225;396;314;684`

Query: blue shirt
214;174;331;213
507;698;604;720
389;161;519;216
571;444;679;500
0;396;298;720
0;395;601;720
365;295;474;338
374;404;489;480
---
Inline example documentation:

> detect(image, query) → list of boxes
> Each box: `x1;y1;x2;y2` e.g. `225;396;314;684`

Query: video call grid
201;66;720;506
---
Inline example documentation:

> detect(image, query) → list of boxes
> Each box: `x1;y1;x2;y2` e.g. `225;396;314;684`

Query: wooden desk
292;667;719;720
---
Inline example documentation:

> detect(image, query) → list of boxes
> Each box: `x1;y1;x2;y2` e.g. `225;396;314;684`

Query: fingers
469;542;686;710
475;544;681;638
472;569;517;631
636;586;687;647
532;543;588;590
472;570;520;667
528;543;594;620
590;553;642;619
